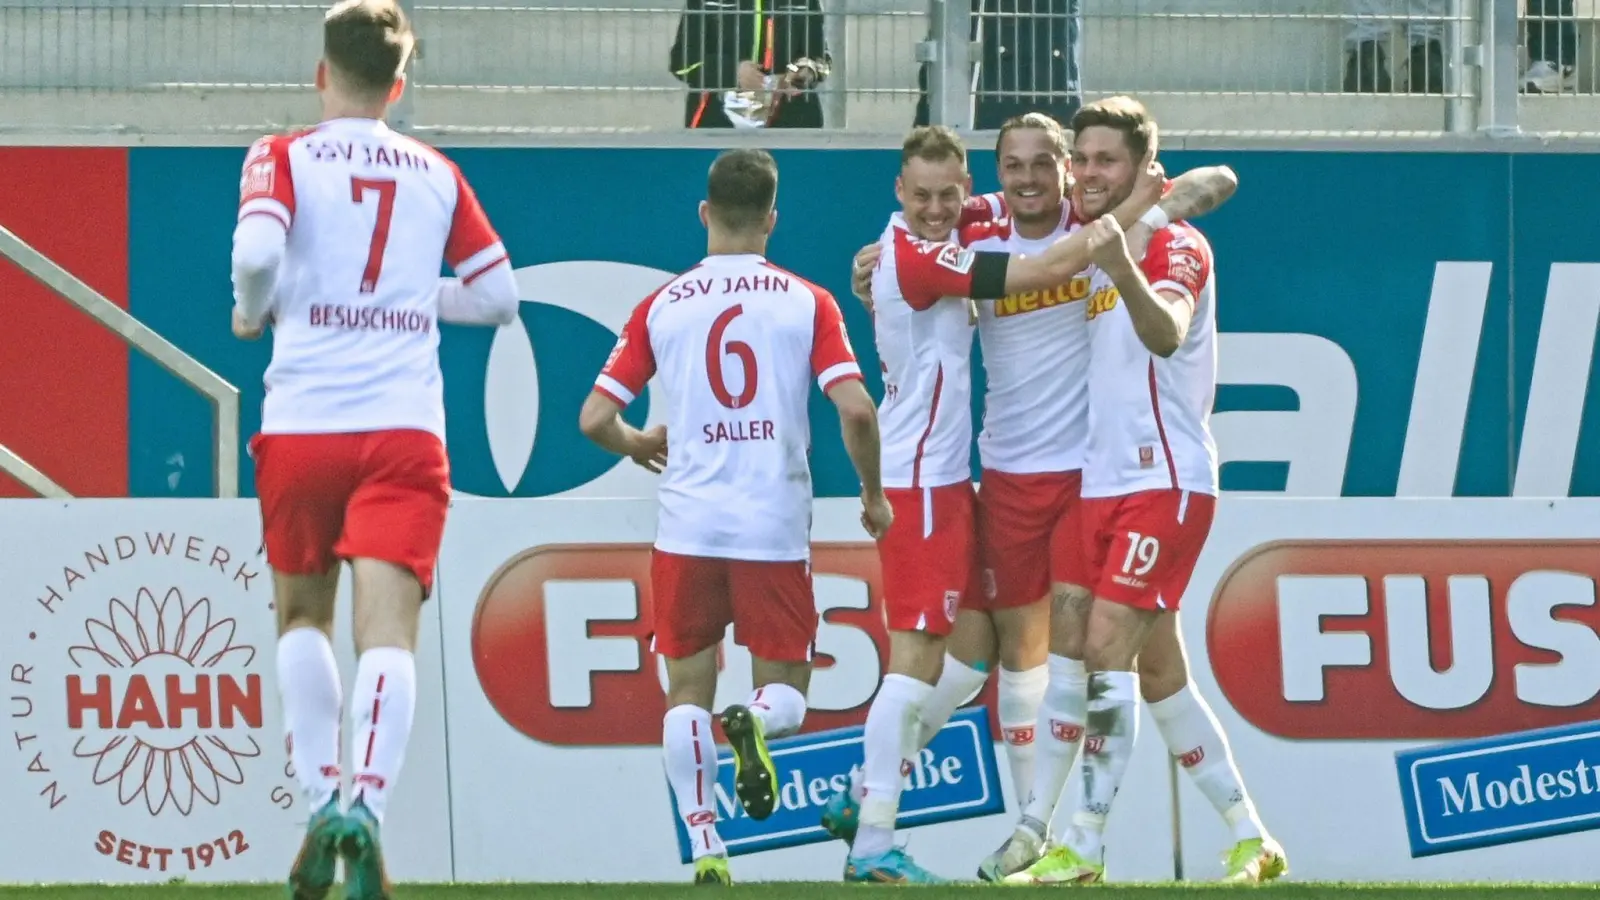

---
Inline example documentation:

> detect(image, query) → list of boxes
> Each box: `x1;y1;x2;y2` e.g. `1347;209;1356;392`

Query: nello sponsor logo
11;530;293;875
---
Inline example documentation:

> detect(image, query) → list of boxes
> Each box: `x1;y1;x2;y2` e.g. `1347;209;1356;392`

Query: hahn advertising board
2;148;1596;501
0;501;454;884
5;497;1600;884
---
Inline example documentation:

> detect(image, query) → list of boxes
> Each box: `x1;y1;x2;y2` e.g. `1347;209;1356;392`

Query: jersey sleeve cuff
238;197;291;231
594;374;637;407
1151;280;1196;311
456;242;510;284
816;362;864;392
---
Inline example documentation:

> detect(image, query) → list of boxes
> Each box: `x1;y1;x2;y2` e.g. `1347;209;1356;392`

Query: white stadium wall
2;497;1598;884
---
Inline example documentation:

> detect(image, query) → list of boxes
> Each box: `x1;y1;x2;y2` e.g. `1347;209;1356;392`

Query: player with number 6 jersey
228;3;520;898
579;149;888;887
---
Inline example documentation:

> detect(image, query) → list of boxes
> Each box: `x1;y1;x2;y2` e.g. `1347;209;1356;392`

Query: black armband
969;252;1010;300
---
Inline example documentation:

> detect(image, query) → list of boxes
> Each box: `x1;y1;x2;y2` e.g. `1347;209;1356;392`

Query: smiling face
1067;95;1157;222
896;155;970;240
1069;124;1139;221
996;121;1067;227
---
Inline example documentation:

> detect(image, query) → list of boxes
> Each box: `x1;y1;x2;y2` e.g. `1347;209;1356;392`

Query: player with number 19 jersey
596;253;862;661
237;118;512;594
1081;221;1217;611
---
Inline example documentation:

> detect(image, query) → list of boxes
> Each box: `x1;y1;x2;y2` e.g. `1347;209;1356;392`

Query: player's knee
1081;607;1139;672
996;609;1049;671
887;629;946;684
1136;654;1188;702
665;679;716;712
1046;582;1091;660
946;609;998;670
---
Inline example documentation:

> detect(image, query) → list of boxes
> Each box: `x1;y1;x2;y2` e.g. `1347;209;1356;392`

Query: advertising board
0;501;453;883
1396;720;1600;858
3;497;1600;884
4;148;1594;500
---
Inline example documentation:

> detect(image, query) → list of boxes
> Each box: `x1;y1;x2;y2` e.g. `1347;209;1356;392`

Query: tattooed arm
1126;165;1237;259
1160;165;1238;222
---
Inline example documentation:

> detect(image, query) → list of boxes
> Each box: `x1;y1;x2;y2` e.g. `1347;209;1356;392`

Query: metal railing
0;225;240;498
0;1;1595;140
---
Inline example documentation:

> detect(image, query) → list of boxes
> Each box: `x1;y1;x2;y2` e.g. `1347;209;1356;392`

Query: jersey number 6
350;176;397;294
706;304;758;409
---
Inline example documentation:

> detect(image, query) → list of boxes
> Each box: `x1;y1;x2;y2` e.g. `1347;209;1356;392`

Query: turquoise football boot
286;792;341;900
337;798;393;900
844;846;948;884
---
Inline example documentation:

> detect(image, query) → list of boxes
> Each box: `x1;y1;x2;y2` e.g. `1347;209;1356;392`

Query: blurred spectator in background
1523;0;1577;93
1342;0;1445;93
915;0;1082;130
1344;0;1579;95
670;0;831;129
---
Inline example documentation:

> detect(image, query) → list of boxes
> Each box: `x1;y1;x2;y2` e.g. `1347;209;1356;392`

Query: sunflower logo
66;586;264;817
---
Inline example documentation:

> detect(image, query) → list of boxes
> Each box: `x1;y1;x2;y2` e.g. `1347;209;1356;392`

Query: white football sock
853;674;932;860
1020;654;1088;832
998;664;1049;811
917;655;988;746
349;647;416;824
747;682;806;739
276;628;342;811
1150;684;1265;842
1065;670;1139;863
664;704;725;860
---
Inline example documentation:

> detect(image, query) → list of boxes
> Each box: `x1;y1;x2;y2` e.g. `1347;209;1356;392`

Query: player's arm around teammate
1007;97;1283;887
848;158;1235;310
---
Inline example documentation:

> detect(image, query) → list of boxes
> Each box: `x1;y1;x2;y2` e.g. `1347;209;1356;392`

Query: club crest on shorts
1139;446;1155;469
943;589;960;622
982;568;997;600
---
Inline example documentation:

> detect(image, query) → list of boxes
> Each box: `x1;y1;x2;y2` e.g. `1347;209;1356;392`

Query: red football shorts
878;482;977;636
650;551;817;662
974;469;1086;610
1082;489;1217;612
251;429;450;595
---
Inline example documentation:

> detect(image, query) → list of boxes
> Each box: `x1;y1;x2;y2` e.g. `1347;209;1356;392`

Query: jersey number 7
707;304;758;409
350;176;397;294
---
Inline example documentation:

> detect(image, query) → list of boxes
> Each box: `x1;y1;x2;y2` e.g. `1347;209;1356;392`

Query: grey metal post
1444;0;1476;134
1169;754;1184;880
1480;0;1519;136
823;0;848;129
392;0;418;133
917;0;972;128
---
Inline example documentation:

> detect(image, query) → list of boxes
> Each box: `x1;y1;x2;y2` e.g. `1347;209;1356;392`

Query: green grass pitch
0;885;1594;900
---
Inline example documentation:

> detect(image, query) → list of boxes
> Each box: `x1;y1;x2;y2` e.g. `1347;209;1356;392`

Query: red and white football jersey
964;192;1094;475
1082;222;1218;498
870;213;1003;490
237;117;508;440
596;254;862;562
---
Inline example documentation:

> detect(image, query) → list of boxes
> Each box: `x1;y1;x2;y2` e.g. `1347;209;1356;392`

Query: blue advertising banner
120;148;1599;500
1395;719;1600;857
668;706;1005;862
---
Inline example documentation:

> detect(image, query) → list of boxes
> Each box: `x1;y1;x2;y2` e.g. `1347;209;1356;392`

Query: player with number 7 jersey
228;3;524;899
